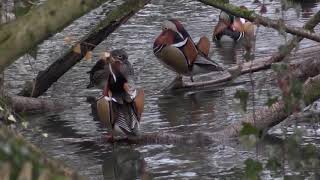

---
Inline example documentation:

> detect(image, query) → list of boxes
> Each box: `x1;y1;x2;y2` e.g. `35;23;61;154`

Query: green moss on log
0;0;111;73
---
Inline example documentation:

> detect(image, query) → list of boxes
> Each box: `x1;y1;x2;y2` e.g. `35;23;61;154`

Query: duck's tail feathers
194;56;225;72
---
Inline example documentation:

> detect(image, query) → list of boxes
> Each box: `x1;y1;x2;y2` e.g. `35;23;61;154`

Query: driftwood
0;126;85;179
174;10;320;90
214;57;320;140
30;0;150;97
0;0;112;73
198;0;320;42
7;95;66;114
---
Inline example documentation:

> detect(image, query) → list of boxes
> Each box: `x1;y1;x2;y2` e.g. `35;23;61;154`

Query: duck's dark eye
117;55;123;59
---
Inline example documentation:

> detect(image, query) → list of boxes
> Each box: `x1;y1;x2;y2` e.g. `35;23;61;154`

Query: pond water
5;0;320;179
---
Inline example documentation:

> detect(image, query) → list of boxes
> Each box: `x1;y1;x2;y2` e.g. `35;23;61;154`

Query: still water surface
5;0;320;179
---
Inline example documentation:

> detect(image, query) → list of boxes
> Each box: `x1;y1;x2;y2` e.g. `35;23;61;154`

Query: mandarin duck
94;49;144;139
213;8;256;51
153;19;224;82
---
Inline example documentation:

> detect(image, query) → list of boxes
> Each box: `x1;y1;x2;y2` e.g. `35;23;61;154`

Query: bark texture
0;0;111;73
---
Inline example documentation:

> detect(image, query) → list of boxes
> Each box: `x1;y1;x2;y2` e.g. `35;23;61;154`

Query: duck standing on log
153;19;225;82
88;49;144;140
213;7;255;51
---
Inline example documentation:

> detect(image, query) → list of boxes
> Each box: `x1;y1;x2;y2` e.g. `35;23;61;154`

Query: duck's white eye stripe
172;38;188;47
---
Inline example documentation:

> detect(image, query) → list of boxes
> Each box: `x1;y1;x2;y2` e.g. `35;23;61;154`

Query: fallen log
175;10;320;90
214;57;320;139
7;95;66;114
198;0;320;42
30;0;150;97
0;126;85;179
0;0;112;73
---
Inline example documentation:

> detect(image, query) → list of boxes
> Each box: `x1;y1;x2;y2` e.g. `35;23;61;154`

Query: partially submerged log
198;0;320;42
0;126;85;179
30;0;151;97
7;95;66;114
174;10;320;90
214;57;320;139
0;0;112;73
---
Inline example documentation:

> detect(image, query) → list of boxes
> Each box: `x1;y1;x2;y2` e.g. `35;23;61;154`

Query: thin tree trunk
30;0;150;97
198;0;320;42
0;0;112;73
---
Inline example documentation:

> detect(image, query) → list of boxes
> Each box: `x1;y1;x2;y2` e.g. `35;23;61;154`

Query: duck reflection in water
102;147;150;180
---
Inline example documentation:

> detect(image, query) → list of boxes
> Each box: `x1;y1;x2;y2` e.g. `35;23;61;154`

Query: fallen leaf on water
42;133;48;138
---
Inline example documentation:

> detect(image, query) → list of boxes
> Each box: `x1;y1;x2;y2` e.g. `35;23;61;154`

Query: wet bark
198;0;320;42
177;10;320;89
0;0;111;73
30;0;151;97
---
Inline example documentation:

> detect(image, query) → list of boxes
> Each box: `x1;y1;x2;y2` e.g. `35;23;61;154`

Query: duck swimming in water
92;49;144;139
153;19;224;82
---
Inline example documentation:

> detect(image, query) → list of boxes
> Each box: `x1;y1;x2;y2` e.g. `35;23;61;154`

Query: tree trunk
198;0;320;42
30;0;150;97
0;0;111;73
0;126;85;179
175;10;320;90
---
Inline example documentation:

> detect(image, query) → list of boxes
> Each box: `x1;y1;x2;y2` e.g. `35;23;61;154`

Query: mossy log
0;0;112;73
0;126;85;179
175;10;320;90
198;0;320;42
30;0;150;98
214;57;320;140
